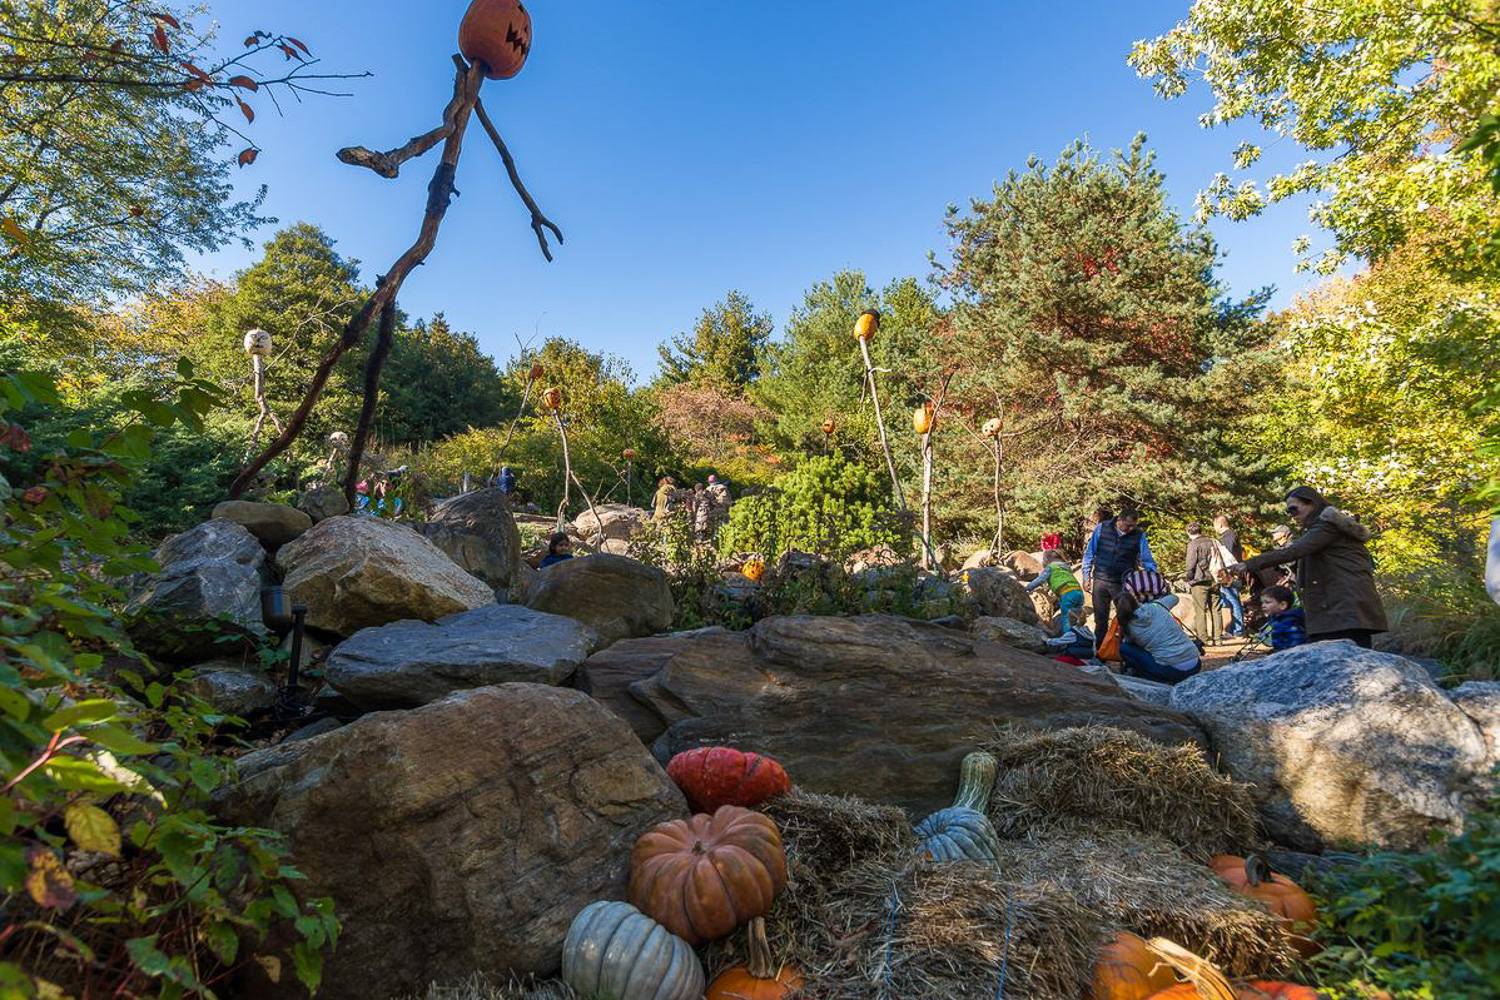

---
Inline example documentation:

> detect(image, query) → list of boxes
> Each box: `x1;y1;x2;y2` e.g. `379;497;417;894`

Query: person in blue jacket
1081;508;1158;652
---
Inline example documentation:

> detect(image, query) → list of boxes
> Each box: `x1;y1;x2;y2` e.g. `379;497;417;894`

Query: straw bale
993;832;1301;979
981;725;1260;856
412;974;577;1000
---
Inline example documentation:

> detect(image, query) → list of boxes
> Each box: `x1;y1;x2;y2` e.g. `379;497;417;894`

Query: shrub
1309;791;1500;999
0;365;336;997
719;452;909;560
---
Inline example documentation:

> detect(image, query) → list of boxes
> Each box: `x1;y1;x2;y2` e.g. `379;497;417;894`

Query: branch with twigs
474;99;564;261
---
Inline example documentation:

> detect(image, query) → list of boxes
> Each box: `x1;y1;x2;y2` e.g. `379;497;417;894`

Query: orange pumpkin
528;362;545;382
1146;983;1321;1000
629;805;787;945
742;559;766;583
913;402;935;435
1092;931;1175;1000
542;387;563;411
821;418;837;436
458;0;532;80
705;917;803;1000
623;448;638;461
854;309;880;341
1209;854;1318;955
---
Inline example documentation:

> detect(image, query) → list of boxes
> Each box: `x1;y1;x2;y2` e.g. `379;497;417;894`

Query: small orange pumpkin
742;559;766;583
458;0;532;80
629;805;787;945
705;917;803;1000
853;309;880;341
912;402;935;435
1092;931;1175;1000
542;387;563;411
528;361;545;382
623;447;638;461
1209;854;1318;955
821;418;836;436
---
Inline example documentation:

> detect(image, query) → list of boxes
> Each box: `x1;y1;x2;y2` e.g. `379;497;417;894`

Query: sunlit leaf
24;847;76;910
64;802;121;857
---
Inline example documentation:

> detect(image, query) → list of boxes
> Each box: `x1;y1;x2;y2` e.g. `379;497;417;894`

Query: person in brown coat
1232;486;1387;648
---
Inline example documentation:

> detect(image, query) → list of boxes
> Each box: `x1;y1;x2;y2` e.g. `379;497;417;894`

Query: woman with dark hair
1233;486;1387;648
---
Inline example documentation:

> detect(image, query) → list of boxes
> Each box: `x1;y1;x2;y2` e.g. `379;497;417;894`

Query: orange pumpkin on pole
542;386;563;411
821;418;837;436
458;0;532;80
705;917;803;1000
853;309;880;341
912;402;935;435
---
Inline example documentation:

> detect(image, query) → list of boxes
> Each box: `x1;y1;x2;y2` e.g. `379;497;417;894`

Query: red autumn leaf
244;34;260;48
0;423;32;452
182;78;205;92
228;75;259;91
278;43;301;61
237;148;260;168
286;36;311;56
181;61;210;81
152;11;181;30
151;24;169;54
236;98;255;124
22;486;49;505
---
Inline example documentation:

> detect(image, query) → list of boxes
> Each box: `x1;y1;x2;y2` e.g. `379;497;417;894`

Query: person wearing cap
1114;569;1202;684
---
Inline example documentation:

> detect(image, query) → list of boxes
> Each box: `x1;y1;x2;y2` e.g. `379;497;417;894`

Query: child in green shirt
1026;550;1085;637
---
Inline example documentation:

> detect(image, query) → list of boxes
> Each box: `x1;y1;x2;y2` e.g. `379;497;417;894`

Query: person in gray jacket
1234;486;1387;648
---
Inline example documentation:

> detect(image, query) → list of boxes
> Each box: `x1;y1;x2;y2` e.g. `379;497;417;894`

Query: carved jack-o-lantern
243;329;273;357
458;0;532;80
542;387;563;411
821;419;836;436
982;417;1003;438
328;431;350;452
853;309;880;342
529;362;545;382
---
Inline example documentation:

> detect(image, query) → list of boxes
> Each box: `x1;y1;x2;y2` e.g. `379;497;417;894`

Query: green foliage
719;452;910;560
1379;564;1500;682
938;136;1278;541
1131;0;1500;277
1310;792;1500;999
381;314;514;445
655;290;773;389
0;365;335;997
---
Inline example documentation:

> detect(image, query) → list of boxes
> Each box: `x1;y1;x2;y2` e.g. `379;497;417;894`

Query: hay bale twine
981;725;1259;856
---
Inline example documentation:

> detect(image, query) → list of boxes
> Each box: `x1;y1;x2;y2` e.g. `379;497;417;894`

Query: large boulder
211;500;312;548
1170;642;1492;851
324;604;594;710
419;488;523;598
571;504;647;547
601;614;1204;816
526;554;674;651
185;661;280;717
573;628;730;743
959;567;1041;624
124;519;268;661
296;484;350;524
276;516;494;637
971;615;1049;652
222;684;686;998
1450;681;1500;770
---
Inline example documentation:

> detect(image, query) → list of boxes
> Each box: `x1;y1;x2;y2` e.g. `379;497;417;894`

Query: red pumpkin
623;447;638;461
1146;984;1321;1000
1209;854;1318;956
629;805;788;944
1091;931;1175;1000
667;747;790;813
705;917;803;1000
458;0;532;80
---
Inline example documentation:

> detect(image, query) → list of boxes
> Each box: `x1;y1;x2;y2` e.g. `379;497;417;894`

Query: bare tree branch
474;98;564;261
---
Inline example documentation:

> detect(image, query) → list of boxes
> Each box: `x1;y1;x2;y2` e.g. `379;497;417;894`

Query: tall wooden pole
859;336;905;511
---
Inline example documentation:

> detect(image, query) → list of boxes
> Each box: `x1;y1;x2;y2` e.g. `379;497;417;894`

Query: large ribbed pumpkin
1091;931;1175;1000
1209;854;1318;955
704;917;803;1000
458;0;532;80
666;747;790;813
561;900;704;1000
915;806;1001;863
629;805;787;945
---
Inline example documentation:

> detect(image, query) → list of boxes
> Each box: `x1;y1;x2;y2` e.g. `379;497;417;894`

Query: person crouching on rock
1115;570;1202;684
1231;485;1387;649
540;532;574;568
1025;549;1084;637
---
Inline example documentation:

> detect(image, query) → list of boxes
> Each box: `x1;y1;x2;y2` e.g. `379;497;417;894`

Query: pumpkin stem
692;840;706;856
744;916;778;980
951;750;999;813
1245;852;1271;887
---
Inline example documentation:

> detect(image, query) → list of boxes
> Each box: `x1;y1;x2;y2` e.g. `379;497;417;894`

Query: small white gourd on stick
243;328;282;458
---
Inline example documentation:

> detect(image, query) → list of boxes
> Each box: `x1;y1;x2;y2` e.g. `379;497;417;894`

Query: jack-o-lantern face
821;419;836;436
243;329;273;356
982;417;1003;438
459;0;532;81
542;387;563;411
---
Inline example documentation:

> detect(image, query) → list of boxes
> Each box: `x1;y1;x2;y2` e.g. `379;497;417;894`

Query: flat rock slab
600;614;1205;816
212;500;312;548
185;662;280;717
1171;641;1491;851
276;515;494;637
326;603;595;710
221;684;686;998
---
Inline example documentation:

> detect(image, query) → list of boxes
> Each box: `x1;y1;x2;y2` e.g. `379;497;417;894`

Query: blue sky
203;1;1318;380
